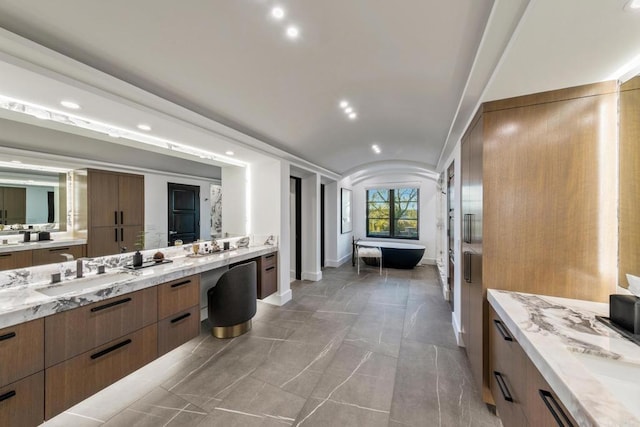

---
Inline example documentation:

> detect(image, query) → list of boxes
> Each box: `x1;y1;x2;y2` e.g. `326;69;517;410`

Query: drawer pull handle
90;297;132;312
0;390;16;402
48;247;71;252
0;253;11;258
114;211;118;225
493;319;513;341
0;331;16;341
265;266;276;272
90;339;132;360
265;254;275;259
171;312;191;323
539;390;574;427
493;371;513;402
171;280;191;288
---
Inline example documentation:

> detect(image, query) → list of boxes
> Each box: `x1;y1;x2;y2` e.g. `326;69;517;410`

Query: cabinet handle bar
539;389;574;427
0;331;16;341
90;297;132;312
493;371;513;402
90;339;132;360
170;312;191;323
170;280;191;288
0;390;16;402
493;319;513;341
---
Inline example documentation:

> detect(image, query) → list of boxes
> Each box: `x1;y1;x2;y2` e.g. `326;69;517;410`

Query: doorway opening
447;162;455;310
168;183;200;245
290;177;302;280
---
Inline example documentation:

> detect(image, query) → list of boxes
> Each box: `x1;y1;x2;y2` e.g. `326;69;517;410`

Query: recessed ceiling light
137;124;151;131
11;160;21;164
271;6;285;19
339;100;349;109
344;107;354;114
349;112;357;120
372;144;381;154
624;0;640;10
286;26;299;39
60;100;80;110
225;150;235;156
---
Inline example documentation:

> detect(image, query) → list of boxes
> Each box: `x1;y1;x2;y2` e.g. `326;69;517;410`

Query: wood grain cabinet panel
32;244;86;266
45;324;157;420
45;287;157;368
0;318;43;386
158;305;200;356
258;253;277;299
0;250;32;271
158;275;200;320
0;371;44;427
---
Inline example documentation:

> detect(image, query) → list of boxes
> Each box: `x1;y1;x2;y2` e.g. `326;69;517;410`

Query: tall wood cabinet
0;187;26;225
461;81;619;404
87;170;144;257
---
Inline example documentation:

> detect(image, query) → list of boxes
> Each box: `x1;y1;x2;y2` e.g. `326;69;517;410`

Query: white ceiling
0;0;638;176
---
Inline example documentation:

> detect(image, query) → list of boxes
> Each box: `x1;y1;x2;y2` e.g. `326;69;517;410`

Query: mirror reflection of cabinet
0;186;27;225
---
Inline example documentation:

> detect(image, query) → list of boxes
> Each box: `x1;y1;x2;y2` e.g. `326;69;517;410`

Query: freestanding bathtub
355;240;425;269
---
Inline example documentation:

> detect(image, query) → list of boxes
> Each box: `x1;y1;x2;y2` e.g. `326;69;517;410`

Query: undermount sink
36;271;133;297
573;352;640;420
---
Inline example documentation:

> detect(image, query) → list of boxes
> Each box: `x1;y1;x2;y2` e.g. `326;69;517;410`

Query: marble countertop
0;237;86;254
488;289;640;427
0;245;277;330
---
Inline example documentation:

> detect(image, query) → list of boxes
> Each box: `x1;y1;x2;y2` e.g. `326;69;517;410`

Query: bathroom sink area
573;352;640;420
35;271;133;297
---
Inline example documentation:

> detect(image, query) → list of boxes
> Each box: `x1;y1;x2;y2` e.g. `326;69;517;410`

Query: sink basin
573;352;640;419
36;271;133;297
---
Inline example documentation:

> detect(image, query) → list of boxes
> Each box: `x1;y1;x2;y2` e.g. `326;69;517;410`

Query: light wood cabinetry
461;81;619;404
258;253;277;299
0;186;26;225
0;250;32;271
157;274;200;356
87;169;144;257
45;287;157;368
619;76;640;288
32;244;86;266
45;324;158;419
489;307;576;426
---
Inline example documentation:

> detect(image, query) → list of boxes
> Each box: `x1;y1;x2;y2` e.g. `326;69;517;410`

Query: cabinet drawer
0;250;32;271
45;287;157;367
158;305;200;356
32;245;85;266
262;252;277;268
0;371;44;427
525;360;576;427
158;275;199;320
259;263;277;299
45;323;157;420
0;318;44;386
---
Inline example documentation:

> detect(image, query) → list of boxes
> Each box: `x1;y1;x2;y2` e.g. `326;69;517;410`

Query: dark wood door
168;183;200;245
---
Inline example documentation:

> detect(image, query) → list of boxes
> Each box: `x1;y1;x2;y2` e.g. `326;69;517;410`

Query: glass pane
395;201;418;219
396;188;418;202
394;220;418;238
368;202;389;218
368;219;390;236
367;189;389;203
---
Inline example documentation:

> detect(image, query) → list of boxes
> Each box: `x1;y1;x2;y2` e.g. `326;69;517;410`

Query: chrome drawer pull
90;297;132;312
493;371;513;402
171;280;191;288
539;390;574;427
0;331;16;341
170;312;191;324
0;390;16;402
493;319;513;341
90;339;132;360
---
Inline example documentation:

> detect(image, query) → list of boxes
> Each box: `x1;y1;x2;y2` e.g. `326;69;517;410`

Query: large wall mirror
0;167;67;234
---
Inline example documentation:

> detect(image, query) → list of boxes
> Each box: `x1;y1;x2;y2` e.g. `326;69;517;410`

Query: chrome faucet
76;258;92;278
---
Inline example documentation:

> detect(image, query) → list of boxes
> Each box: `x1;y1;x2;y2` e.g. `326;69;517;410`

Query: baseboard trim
325;253;351;268
262;289;292;306
302;270;322;281
452;312;464;347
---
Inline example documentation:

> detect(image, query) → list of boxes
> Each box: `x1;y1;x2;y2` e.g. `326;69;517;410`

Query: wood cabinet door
88;171;119;228
118;174;144;226
0;250;32;271
158;305;200;356
0;318;44;386
87;226;120;257
119;225;144;253
0;371;44;427
157;275;200;320
1;187;26;224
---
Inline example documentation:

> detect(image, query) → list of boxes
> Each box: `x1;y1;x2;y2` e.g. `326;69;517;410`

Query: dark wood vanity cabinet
257;253;277;299
489;307;576;426
157;275;200;356
87;169;144;257
0;250;32;271
32;244;86;266
0;186;26;225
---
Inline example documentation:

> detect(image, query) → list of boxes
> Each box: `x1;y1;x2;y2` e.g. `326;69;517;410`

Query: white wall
324;182;340;266
24;185;53;223
301;173;321;281
351;174;438;264
221;166;247;236
143;172;215;249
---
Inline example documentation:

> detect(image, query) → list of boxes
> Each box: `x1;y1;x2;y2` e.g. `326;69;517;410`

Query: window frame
366;187;419;240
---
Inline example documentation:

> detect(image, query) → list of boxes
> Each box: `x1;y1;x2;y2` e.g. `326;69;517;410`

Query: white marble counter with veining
488;289;640;427
0;237;87;254
0;245;277;330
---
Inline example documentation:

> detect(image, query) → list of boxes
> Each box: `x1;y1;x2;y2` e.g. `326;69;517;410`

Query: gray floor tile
294;398;390;427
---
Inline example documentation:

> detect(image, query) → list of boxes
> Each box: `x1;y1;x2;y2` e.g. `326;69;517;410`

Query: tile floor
42;263;501;427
